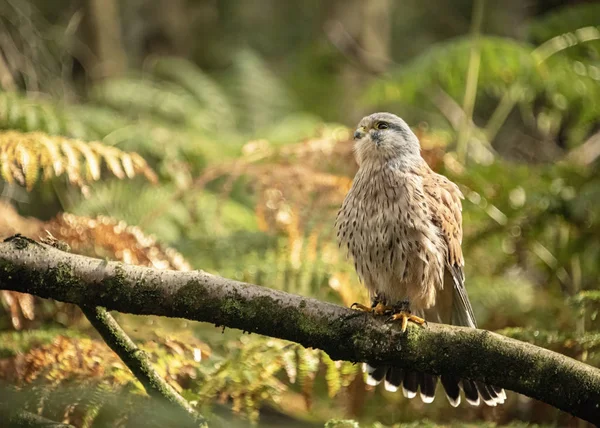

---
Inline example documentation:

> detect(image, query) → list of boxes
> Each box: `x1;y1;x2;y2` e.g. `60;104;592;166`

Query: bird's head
353;112;421;167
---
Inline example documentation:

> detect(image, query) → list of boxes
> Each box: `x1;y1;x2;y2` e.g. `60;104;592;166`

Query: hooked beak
353;127;366;140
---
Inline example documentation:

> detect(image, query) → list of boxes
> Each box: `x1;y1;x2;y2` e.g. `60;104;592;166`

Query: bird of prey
335;112;505;407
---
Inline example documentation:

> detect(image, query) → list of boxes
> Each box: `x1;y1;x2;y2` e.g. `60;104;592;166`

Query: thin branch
80;305;206;427
1;235;600;424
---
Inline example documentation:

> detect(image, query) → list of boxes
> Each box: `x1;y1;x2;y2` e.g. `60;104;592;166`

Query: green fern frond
90;77;217;131
149;57;236;124
570;290;600;308
0;329;83;358
365;35;600;146
321;353;342;398
0;130;157;190
228;49;296;133
498;327;600;358
529;3;600;61
296;347;321;405
365;36;539;107
71;181;189;243
0;92;107;140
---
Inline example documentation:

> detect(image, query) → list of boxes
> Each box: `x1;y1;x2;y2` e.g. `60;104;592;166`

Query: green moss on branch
1;235;600;424
81;306;206;427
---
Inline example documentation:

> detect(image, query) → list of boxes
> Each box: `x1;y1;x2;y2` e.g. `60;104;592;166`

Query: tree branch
1;235;600;424
80;306;206;427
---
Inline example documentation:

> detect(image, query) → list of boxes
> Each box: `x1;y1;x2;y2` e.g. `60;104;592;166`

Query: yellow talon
350;302;393;316
350;302;372;312
372;302;392;315
387;311;426;333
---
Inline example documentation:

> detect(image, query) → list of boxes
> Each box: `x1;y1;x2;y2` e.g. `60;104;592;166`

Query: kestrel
336;112;505;407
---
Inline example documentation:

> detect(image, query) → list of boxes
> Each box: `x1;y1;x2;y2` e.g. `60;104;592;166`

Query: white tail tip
465;396;481;406
446;395;461;407
498;389;507;400
420;392;435;404
366;375;381;386
384;381;398;392
402;386;417;399
363;363;376;374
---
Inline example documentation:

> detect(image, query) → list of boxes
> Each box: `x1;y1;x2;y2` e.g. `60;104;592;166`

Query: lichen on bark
1;235;600;424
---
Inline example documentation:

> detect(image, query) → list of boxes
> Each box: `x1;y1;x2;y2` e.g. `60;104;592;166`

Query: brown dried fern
43;213;191;271
0;202;191;329
0;333;208;426
0;130;157;191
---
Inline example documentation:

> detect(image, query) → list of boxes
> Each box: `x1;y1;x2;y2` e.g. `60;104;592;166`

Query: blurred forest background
0;0;599;426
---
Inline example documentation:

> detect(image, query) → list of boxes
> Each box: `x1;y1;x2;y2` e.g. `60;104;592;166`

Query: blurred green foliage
0;0;599;427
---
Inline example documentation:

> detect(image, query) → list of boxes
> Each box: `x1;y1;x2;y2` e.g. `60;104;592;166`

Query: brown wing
421;165;464;268
420;163;477;328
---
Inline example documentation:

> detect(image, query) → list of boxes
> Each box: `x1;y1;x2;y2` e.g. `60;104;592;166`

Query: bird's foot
386;311;427;333
350;302;392;316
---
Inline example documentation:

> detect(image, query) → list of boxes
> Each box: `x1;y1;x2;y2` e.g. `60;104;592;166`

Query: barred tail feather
384;366;403;392
363;364;505;406
418;373;437;403
361;265;506;407
364;363;387;386
402;370;418;399
441;375;461;407
364;365;436;404
462;379;480;406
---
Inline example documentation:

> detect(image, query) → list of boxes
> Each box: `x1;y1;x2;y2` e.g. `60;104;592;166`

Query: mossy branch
80;306;206;427
1;235;600;424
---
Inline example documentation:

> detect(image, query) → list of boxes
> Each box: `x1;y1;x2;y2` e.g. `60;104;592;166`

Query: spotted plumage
336;112;505;407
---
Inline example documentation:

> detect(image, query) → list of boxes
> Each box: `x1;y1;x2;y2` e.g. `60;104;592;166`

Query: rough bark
80;306;206;427
1;235;599;424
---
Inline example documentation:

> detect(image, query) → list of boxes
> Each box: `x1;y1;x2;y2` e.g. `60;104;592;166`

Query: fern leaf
44;213;192;271
570;290;600;308
281;346;298;384
87;142;124;179
365;36;539;106
38;134;65;178
119;152;135;179
130;152;158;183
16;142;39;191
296;347;320;409
150;57;235;122
90;78;203;126
321;353;342;398
72;140;101;181
230;49;295;133
0;131;157;190
529;3;600;49
60;138;83;185
0;147;14;184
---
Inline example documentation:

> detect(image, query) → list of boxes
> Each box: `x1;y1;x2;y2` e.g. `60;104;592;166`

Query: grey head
353;112;422;167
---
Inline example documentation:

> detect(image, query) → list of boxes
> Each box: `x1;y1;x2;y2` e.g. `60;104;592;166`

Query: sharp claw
350;302;373;313
385;311;426;333
401;316;408;333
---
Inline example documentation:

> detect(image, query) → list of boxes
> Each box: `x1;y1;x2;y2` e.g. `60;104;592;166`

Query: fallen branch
1;235;599;424
80;306;206;427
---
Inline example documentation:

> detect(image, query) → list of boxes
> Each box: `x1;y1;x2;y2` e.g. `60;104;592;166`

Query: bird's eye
375;122;389;130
